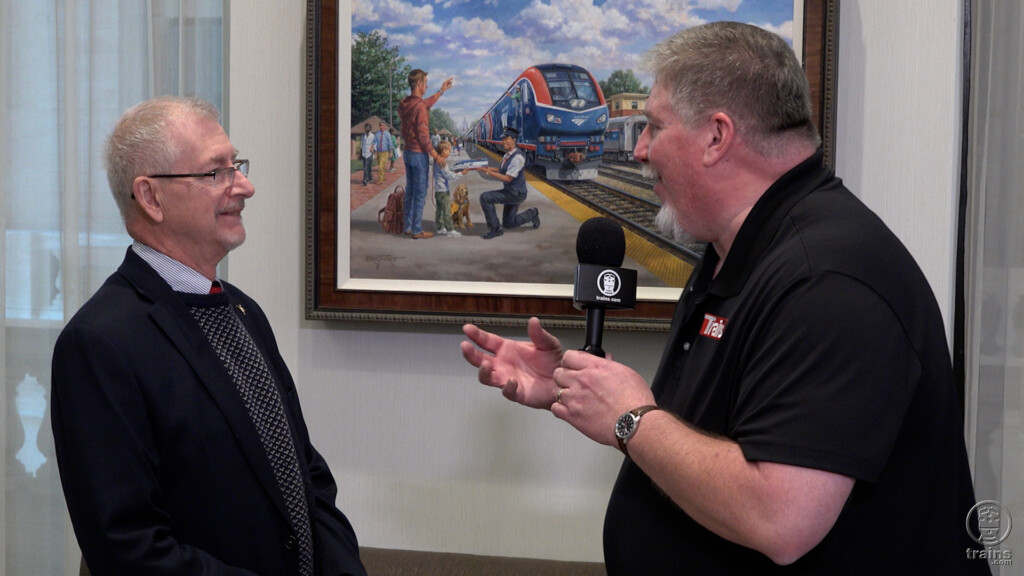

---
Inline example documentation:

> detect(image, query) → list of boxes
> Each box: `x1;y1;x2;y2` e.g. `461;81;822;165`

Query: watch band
616;404;660;456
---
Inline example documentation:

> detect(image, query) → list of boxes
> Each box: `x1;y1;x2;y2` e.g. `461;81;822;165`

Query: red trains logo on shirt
700;313;728;340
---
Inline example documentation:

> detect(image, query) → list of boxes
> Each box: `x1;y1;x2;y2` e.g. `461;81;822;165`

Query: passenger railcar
475;63;608;180
603;114;647;162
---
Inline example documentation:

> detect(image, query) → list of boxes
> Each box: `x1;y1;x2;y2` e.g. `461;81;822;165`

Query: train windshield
544;69;601;110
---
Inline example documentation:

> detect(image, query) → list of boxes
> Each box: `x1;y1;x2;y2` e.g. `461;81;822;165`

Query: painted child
433;140;467;237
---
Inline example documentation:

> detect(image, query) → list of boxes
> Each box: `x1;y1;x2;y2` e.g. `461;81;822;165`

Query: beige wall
833;3;964;333
225;0;964;563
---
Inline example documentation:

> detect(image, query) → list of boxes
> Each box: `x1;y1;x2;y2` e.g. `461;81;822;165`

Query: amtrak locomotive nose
469;63;609;181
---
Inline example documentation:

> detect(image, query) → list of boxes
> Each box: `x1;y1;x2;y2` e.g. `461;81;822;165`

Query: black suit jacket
51;248;366;575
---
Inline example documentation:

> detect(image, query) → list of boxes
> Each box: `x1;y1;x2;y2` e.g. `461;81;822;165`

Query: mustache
642;163;659;181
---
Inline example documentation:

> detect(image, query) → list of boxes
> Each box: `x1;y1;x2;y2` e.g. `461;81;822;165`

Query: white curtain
0;1;224;573
965;2;1023;574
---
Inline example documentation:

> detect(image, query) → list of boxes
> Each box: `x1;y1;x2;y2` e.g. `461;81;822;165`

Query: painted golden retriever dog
451;184;472;229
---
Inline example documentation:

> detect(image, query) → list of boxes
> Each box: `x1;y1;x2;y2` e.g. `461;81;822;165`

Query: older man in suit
51;96;366;576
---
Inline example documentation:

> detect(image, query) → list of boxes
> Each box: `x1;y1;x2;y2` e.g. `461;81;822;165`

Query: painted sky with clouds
351;0;797;132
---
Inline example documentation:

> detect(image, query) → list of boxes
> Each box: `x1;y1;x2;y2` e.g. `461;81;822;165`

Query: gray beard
643;162;696;245
655;204;692;245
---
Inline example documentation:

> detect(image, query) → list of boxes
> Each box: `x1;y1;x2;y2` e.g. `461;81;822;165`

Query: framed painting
305;0;839;328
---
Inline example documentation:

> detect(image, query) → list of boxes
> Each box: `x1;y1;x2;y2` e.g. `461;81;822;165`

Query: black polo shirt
603;152;989;575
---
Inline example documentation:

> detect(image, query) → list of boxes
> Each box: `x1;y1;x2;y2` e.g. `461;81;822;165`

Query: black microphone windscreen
576;217;625;267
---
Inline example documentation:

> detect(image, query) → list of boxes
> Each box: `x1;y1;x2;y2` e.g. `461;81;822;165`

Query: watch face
615;413;636;439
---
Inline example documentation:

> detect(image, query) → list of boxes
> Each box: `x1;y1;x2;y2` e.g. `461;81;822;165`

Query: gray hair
642;21;821;155
104;95;220;221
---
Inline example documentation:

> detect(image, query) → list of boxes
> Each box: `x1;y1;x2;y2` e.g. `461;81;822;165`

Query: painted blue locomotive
472;63;608;180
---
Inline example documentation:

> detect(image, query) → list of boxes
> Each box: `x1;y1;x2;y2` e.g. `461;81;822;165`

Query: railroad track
600;158;642;171
545;177;704;264
598;164;655;189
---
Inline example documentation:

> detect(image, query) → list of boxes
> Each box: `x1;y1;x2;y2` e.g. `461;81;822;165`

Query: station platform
346;146;692;290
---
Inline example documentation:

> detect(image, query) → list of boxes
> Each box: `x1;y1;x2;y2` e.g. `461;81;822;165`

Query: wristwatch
614;405;660;456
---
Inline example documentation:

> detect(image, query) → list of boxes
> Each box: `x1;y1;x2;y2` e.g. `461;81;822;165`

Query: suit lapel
117;250;295;525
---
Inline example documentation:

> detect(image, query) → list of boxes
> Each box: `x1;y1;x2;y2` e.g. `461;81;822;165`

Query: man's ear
703;111;735;166
131;177;165;223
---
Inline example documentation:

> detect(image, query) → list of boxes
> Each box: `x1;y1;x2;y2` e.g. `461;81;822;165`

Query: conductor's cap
501;126;519;139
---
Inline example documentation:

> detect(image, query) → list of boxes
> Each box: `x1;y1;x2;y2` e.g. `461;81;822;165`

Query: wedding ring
556;387;565;403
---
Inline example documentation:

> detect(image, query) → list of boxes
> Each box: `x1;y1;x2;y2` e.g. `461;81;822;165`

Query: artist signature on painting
366;255;404;270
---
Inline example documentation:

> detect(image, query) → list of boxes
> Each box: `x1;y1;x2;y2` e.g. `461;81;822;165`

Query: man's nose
232;172;255;197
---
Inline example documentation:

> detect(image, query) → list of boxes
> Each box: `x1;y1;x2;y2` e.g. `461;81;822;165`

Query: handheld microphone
573;217;638;357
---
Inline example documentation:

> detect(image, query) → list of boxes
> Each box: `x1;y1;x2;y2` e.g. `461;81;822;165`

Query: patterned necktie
190;303;314;576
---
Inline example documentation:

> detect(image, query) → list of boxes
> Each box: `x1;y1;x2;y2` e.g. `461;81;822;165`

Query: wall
833;3;964;335
226;1;964;563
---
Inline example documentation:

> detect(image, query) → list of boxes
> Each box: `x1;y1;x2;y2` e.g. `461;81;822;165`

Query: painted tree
351;31;410;129
429;108;458;138
599;69;649;98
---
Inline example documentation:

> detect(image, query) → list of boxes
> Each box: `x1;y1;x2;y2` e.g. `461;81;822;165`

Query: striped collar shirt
131;242;219;295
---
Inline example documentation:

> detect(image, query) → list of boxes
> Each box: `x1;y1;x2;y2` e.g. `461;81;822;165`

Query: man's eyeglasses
149;159;250;187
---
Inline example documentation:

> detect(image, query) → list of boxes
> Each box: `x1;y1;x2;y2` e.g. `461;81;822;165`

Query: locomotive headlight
546;113;562;124
597;113;607;124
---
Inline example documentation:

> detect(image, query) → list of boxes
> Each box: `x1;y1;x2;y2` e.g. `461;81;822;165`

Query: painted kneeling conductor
477;126;541;239
460;21;989;575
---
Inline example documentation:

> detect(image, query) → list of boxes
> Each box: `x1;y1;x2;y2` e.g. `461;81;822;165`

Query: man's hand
550;350;655;446
461;317;563;409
